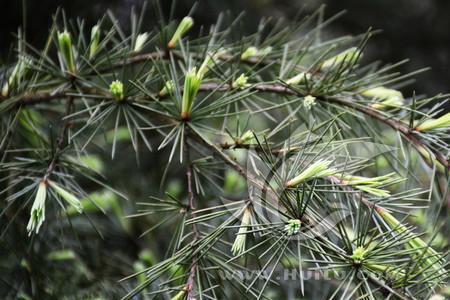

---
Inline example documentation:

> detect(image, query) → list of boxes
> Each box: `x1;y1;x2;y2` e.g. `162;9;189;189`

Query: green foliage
0;3;449;300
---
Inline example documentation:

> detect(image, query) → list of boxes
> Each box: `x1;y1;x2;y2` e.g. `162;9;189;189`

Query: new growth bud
134;32;149;52
232;74;250;90
48;180;83;214
338;173;397;197
362;86;404;110
57;30;77;74
89;25;101;59
241;46;272;61
159;80;175;97
27;181;47;235
1;57;29;97
197;49;226;78
286;160;337;187
351;246;367;264
181;68;202;120
303;95;316;110
110;80;125;101
286;72;311;85
231;208;253;255
321;47;361;71
284;219;301;236
237;130;255;145
415;113;450;132
168;16;194;49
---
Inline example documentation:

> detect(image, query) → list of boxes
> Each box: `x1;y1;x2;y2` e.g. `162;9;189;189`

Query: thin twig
184;128;200;299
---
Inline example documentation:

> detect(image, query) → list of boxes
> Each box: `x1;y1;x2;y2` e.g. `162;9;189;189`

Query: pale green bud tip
2;58;29;97
159;80;175;97
303;95;316;110
351;246;367;263
231;208;252;255
415;112;450;132
134;32;149;52
58;30;77;73
286;72;311;85
168;16;194;49
48;180;83;214
241;46;272;61
27;181;47;236
237;130;255;144
89;25;101;58
286;159;336;187
232;74;250;90
284;219;301;236
109;80;125;101
338;173;397;197
321;47;362;70
362;86;404;109
181;68;202;119
171;289;187;300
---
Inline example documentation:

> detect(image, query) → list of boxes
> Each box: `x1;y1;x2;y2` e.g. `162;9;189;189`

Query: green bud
415;112;450;132
2;58;29;97
159;80;175;97
48;180;82;214
181;67;202;120
362;86;404;110
351;246;368;264
134;32;149;52
197;49;226;78
231;208;253;255
27;181;47;236
321;47;361;71
232;74;250;90
168;16;194;49
286;159;337;187
57;30;77;74
170;289;186;300
241;46;272;61
286;72;311;85
109;80;125;101
237;130;255;145
284;219;301;236
303;95;316;110
89;25;101;59
338;173;397;197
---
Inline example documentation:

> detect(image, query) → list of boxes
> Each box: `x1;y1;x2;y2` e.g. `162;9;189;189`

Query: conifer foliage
0;3;449;299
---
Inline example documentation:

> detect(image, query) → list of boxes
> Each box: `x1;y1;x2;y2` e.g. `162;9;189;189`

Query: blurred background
1;0;449;97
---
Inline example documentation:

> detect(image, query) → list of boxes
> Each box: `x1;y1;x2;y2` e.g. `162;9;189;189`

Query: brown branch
8;81;449;172
43;95;74;181
184;129;200;300
199;83;450;172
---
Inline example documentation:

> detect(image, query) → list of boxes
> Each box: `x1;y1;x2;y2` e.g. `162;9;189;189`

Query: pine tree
0;3;449;300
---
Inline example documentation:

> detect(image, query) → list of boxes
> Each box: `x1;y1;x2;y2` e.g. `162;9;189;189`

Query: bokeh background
1;0;450;98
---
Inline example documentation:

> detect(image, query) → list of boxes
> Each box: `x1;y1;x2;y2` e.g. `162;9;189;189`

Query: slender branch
10;80;449;172
201;83;450;172
184;128;200;299
43;95;74;181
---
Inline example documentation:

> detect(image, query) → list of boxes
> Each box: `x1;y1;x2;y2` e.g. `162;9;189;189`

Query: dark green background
1;0;449;97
